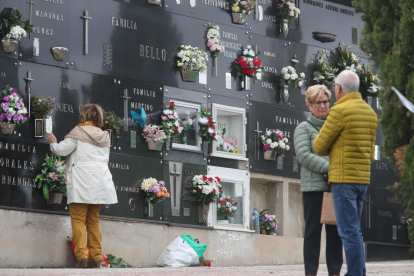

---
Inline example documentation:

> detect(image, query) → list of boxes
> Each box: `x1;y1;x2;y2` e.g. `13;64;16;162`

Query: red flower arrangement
235;46;263;80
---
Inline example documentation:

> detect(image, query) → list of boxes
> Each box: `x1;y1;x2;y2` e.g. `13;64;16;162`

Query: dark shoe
87;260;97;268
76;258;87;268
96;259;104;268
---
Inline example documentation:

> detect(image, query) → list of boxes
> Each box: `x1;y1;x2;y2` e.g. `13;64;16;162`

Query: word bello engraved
35;10;64;21
55;103;73;113
111;17;138;30
139;45;167;61
60;79;78;90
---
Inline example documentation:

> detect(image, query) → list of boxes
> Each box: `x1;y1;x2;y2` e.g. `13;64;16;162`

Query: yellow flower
141;177;157;192
232;5;240;12
234;149;240;153
181;45;184;48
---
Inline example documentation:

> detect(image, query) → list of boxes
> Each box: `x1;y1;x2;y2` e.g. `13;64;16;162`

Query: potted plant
228;0;255;24
140;178;170;210
261;129;290;161
160;101;183;150
176;45;208;82
31;96;55;137
275;0;300;38
142;124;166;151
280;66;305;103
235;46;263;90
197;107;217;156
0;8;34;53
0;85;28;135
313;51;338;91
192;174;221;225
102;109;122;147
259;209;278;235
206;26;225;76
34;154;67;204
216;192;238;224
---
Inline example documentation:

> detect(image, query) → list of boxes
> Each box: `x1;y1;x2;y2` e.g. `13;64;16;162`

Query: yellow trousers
70;203;103;261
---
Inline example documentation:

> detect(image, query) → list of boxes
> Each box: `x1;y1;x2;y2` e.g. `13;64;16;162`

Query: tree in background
353;0;414;251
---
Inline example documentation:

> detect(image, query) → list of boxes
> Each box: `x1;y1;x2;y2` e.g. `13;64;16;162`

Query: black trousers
303;191;343;275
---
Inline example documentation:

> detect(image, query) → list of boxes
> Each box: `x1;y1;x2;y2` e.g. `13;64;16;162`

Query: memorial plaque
361;186;410;245
115;79;163;158
101;153;164;220
249;102;309;177
16;0;72;68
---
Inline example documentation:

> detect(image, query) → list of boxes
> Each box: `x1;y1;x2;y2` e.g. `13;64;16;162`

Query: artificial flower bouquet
259;209;278;235
140;178;170;206
228;0;256;24
102;109;122;138
176;45;208;81
261;129;289;160
0;8;34;41
206;26;224;60
235;47;263;79
34;154;67;200
336;43;360;73
357;64;382;100
142;124;167;150
216;192;238;220
192;175;221;205
161;101;182;140
197;107;217;142
275;0;300;20
281;66;305;88
313;51;338;90
0;85;28;125
216;136;240;154
31;96;55;119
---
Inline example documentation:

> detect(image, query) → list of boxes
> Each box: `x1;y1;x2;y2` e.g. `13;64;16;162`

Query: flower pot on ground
0;85;28;134
1;39;18;53
259;208;278;235
47;192;64;204
232;13;247;24
180;70;198;82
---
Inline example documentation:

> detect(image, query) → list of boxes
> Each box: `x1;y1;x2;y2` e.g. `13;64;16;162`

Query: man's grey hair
335;70;360;94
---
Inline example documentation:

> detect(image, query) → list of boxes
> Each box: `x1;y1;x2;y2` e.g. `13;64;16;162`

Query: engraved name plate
103;44;113;70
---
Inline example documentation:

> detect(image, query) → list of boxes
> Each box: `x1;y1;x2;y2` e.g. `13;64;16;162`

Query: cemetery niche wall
0;0;411;261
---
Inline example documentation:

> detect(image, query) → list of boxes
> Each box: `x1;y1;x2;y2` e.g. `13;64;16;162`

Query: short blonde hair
305;85;331;104
79;104;104;128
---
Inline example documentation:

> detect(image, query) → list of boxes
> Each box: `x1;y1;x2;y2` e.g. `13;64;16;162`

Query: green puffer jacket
293;114;330;192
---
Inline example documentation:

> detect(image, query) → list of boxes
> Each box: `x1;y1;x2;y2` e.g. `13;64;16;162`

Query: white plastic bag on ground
156;236;199;267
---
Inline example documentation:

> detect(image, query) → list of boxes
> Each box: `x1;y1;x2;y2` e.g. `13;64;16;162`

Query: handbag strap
306;120;320;133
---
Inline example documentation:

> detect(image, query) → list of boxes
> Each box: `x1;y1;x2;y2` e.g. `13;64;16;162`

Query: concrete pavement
0;261;413;276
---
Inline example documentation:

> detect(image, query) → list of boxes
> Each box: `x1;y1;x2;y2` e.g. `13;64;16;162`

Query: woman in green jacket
293;85;342;276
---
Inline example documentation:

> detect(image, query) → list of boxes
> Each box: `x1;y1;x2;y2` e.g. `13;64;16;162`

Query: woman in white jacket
46;104;118;268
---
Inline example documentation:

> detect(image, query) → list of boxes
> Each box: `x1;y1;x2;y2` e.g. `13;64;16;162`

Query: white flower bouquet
192;175;221;205
177;45;208;72
281;66;305;88
276;0;300;20
1;8;34;41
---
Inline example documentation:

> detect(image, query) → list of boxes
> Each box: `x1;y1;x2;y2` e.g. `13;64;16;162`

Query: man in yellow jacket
313;70;378;276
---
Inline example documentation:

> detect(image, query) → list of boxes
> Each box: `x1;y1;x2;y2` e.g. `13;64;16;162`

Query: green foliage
313;51;338;90
353;0;414;251
31;96;55;119
102;109;122;137
106;254;132;268
34;154;67;200
1;8;34;39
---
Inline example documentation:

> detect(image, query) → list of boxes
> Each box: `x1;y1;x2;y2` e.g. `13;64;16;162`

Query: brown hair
79;104;103;128
305;85;331;104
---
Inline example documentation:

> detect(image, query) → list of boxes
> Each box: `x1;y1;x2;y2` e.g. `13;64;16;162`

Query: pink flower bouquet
0;85;28;124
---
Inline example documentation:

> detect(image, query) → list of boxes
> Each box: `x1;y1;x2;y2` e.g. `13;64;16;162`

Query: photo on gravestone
101;154;164;220
249;102;309;177
164;162;206;225
115;79;163;159
15;0;72;68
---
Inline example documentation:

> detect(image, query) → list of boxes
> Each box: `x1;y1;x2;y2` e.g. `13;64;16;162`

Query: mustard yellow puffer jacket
313;92;378;185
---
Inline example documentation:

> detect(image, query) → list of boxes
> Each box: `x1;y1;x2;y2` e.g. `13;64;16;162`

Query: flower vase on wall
281;19;289;38
0;122;15;135
198;205;210;225
232;13;247;24
1;39;18;53
281;85;289;103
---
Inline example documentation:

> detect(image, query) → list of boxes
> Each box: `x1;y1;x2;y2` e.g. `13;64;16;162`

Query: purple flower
159;181;165;188
1;102;9;112
291;0;294;2
277;3;282;8
260;211;264;215
261;135;265;140
263;144;270;150
4;113;11;121
3;95;11;102
15;102;21;110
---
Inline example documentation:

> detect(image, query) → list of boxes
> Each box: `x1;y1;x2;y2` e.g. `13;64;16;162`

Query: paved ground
0;261;413;276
